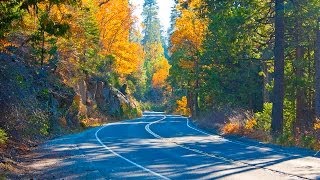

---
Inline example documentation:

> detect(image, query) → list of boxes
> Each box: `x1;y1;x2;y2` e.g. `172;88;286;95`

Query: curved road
27;112;320;179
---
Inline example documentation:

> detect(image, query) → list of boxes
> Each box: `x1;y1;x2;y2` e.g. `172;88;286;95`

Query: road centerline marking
95;117;170;180
145;114;312;180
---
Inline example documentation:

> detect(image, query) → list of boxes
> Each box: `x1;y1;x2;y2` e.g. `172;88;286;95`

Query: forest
0;0;320;166
169;0;320;150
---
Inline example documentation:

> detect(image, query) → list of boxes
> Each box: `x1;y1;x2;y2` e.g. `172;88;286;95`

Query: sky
130;0;175;34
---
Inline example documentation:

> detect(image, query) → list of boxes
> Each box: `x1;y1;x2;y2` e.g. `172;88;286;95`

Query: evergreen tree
142;0;170;105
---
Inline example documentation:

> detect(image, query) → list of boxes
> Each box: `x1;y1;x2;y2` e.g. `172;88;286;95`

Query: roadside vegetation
168;0;320;151
0;0;169;176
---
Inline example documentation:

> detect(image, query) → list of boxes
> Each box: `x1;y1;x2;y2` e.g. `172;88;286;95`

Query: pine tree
271;0;285;136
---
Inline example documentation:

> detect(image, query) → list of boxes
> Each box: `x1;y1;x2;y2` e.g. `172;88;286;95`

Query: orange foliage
152;57;170;88
50;0;144;83
113;42;144;76
314;120;320;130
245;118;257;131
170;0;208;53
175;96;191;116
95;0;144;76
222;122;241;135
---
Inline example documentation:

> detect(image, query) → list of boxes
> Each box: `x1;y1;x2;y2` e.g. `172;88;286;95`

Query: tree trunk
187;89;194;116
315;17;320;118
271;0;285;136
295;46;307;133
292;0;308;135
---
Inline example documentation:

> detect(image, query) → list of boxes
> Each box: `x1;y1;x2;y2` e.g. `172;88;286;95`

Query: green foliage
120;103;142;119
15;74;27;88
276;131;295;147
283;100;296;134
300;135;318;150
29;111;50;136
37;88;50;100
39;12;70;37
0;128;8;145
199;0;270;111
255;101;295;132
0;0;23;38
255;103;272;131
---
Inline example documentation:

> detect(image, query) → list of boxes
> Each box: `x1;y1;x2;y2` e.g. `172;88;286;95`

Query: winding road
28;112;320;179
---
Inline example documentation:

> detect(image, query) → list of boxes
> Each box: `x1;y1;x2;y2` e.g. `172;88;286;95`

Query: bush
0;128;8;144
28;110;50;136
255;100;295;134
300;135;318;149
314;120;320;130
221;110;255;135
255;103;272;131
276;131;295;147
222;122;241;134
174;96;190;116
245;118;257;132
121;103;142;119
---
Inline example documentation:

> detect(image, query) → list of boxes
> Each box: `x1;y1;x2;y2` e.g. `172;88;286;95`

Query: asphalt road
28;112;320;179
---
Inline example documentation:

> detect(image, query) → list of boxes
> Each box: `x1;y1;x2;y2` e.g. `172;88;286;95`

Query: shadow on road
22;115;320;179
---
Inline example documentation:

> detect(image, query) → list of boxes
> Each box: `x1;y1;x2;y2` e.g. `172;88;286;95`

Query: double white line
145;115;313;180
95;117;170;180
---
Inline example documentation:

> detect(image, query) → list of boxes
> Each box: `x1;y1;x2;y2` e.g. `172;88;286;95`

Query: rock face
0;52;138;138
65;77;136;127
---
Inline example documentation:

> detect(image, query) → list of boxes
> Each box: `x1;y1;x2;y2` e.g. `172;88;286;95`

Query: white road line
145;115;311;180
145;116;247;163
95;119;170;180
145;116;166;139
185;117;308;158
144;116;233;163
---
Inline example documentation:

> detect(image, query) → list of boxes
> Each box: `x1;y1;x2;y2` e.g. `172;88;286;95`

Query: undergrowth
220;103;320;151
0;128;8;145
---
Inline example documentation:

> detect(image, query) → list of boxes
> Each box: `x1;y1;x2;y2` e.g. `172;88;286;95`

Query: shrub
245;118;257;132
175;96;190;116
221;110;254;135
276;131;295;147
222;122;240;134
0;128;8;144
255;100;295;135
29;110;50;136
300;135;318;150
314;120;320;130
121;103;142;119
255;102;272;131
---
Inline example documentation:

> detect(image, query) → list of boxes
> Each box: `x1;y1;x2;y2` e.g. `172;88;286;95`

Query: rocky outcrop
65;77;138;127
0;49;140;148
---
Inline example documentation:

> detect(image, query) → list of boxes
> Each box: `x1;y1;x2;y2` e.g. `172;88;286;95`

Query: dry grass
222;122;241;134
314;120;320;130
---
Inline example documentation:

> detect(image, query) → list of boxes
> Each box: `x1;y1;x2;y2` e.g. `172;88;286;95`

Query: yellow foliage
152;57;170;88
314;120;320;130
113;42;144;76
95;0;144;76
175;96;191;116
245;118;257;131
222;122;241;134
144;42;165;62
170;0;208;53
179;59;195;69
